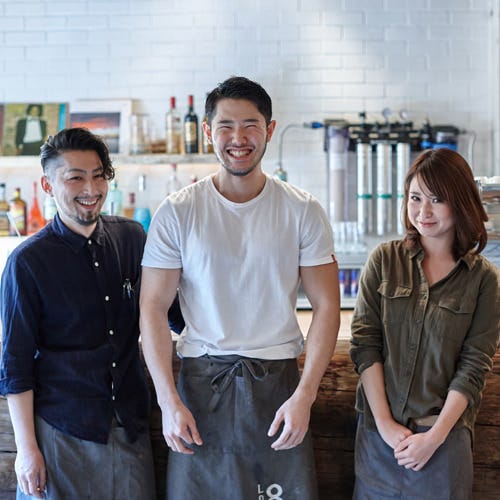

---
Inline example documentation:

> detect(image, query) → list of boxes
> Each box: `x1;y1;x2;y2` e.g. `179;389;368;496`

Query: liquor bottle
133;175;151;232
123;192;136;219
104;179;123;216
184;94;199;154
165;97;182;154
201;102;214;154
27;181;46;235
43;195;57;223
167;164;182;196
0;183;10;236
8;187;27;236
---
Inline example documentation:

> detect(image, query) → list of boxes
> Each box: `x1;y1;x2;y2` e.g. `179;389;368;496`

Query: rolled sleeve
448;266;500;405
0;252;39;396
350;246;385;374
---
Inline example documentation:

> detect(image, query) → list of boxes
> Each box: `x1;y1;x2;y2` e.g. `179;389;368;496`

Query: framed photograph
69;99;133;154
0;104;4;155
1;102;68;156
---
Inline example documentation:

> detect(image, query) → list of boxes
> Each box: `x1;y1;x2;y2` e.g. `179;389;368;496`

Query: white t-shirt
142;174;334;359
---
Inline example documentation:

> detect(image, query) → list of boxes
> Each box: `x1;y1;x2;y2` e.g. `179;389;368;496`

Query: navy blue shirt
0;214;182;444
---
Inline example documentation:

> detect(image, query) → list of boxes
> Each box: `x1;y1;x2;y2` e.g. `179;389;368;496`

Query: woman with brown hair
350;148;500;499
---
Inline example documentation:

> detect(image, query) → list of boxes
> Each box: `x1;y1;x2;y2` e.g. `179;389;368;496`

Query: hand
394;431;441;471
161;400;203;454
15;445;46;499
376;418;414;450
267;391;312;451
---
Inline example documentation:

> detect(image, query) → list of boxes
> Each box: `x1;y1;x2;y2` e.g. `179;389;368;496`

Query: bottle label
0;210;9;236
166;131;182;154
184;122;198;144
10;206;26;234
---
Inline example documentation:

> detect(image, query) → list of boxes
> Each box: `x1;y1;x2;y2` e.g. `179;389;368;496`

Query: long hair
402;148;488;259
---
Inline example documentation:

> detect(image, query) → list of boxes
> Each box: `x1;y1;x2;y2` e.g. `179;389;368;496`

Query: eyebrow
64;166;104;174
410;190;436;198
215;118;261;125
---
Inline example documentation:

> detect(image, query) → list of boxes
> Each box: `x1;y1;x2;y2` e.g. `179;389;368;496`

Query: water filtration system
323;110;474;243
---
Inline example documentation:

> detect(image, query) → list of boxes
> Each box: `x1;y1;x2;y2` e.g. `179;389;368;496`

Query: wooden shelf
0;153;218;168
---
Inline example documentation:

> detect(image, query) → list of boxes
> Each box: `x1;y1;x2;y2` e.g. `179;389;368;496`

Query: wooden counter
0;312;498;499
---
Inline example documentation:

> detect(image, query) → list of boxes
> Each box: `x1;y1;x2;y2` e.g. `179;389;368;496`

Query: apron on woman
167;355;318;500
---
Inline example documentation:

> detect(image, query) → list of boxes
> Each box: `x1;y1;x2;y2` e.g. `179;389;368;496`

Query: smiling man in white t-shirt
140;76;340;499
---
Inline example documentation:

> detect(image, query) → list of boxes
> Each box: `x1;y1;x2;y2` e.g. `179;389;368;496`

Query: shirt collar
51;213;105;251
408;239;477;270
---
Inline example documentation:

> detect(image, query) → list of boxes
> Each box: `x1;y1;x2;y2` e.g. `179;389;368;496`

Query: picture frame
1;102;68;156
69;99;133;154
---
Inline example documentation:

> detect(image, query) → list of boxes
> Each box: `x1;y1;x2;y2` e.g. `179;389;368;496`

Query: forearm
140;308;180;409
6;391;38;451
297;305;340;404
139;267;183;411
427;390;468;445
360;362;393;425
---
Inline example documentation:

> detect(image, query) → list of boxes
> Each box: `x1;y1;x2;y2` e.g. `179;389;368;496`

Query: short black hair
40;127;115;181
26;103;43;116
205;76;272;125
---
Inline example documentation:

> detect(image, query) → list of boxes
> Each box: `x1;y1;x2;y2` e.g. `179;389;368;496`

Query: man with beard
0;127;183;499
140;76;340;499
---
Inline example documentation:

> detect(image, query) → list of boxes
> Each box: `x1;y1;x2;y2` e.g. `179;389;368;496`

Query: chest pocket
378;281;412;325
429;296;476;344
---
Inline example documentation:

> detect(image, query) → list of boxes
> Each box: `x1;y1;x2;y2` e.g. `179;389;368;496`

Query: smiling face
203;98;276;178
42;149;108;237
407;175;455;246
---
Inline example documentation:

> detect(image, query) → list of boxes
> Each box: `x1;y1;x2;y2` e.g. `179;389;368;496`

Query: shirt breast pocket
431;296;476;344
378;281;412;325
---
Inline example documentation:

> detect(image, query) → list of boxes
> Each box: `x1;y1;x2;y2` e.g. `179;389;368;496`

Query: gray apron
353;414;473;500
167;355;318;500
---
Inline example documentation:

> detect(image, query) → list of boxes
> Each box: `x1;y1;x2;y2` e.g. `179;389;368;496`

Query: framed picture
69;99;133;154
0;104;4;155
1;102;68;156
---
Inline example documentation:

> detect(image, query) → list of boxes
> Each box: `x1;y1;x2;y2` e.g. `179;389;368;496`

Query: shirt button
88;240;92;245
112;395;115;401
94;262;99;267
112;362;116;368
109;330;114;335
105;296;110;301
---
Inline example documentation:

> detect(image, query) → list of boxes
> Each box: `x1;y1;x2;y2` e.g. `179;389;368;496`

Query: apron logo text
257;483;283;500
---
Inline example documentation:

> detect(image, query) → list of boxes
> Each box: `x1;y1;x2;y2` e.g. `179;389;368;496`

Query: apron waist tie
208;358;268;412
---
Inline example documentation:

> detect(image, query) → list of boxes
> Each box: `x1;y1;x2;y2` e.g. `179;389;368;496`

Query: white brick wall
0;0;498;211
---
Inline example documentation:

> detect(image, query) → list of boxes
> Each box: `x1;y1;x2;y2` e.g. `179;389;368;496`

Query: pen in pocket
122;278;132;299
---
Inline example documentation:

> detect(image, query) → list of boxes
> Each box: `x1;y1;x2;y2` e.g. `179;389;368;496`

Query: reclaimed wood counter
0;321;499;499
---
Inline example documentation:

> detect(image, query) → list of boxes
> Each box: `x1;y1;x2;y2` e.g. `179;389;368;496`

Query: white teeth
79;199;96;206
229;150;249;157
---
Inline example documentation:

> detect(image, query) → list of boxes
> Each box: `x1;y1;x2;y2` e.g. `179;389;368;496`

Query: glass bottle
184;94;199;154
123;192;136;219
165;97;182;154
201;99;214;154
9;187;27;236
133;175;151;232
43;195;57;223
167;164;182;196
104;179;123;216
27;181;46;235
0;183;10;236
129;114;151;155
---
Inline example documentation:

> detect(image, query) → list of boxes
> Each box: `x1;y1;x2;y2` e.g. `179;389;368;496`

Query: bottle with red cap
183;94;199;154
165;96;182;154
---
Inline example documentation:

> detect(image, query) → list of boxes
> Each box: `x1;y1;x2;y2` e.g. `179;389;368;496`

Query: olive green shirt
350;240;500;436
